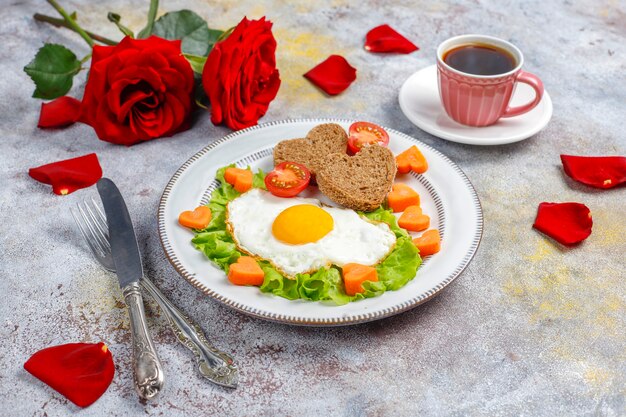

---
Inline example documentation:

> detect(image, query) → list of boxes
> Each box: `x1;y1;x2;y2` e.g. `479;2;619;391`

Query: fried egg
226;188;396;276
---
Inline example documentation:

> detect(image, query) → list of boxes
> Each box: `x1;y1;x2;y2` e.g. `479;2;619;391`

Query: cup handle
501;71;544;118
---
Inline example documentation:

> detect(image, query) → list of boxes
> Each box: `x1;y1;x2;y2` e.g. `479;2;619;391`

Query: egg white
226;189;396;276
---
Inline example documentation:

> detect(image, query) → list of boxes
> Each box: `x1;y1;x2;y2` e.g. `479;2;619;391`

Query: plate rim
157;118;484;326
398;64;553;146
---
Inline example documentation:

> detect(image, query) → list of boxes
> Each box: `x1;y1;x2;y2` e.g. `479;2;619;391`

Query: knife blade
97;178;164;400
97;178;142;288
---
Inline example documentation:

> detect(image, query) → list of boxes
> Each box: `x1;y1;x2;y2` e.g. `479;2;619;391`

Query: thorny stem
80;53;92;64
45;0;95;47
33;13;117;45
141;0;159;38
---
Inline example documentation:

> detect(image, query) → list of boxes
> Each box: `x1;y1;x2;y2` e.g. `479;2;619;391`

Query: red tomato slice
347;121;390;154
265;162;311;198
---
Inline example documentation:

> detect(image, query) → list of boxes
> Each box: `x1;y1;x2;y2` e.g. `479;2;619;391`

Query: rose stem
45;0;95;47
141;0;159;38
33;14;117;45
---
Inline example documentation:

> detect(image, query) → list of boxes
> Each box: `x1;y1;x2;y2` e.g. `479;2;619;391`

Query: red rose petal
38;96;82;128
24;342;114;408
533;202;593;246
365;24;419;54
303;55;357;95
561;155;626;189
28;153;103;195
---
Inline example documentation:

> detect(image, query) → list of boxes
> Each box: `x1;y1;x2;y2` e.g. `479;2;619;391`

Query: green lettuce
191;166;422;305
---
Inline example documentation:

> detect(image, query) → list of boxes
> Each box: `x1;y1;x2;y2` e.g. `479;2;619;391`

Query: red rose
80;36;194;146
202;17;281;130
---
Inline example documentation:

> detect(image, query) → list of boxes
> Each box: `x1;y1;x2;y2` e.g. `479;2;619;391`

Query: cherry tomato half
347;121;390;154
265;162;311;198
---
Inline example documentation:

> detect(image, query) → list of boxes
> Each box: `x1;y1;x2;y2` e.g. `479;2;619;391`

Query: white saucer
398;65;552;145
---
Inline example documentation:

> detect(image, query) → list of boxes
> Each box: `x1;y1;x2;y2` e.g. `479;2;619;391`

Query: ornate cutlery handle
141;278;238;388
123;282;165;399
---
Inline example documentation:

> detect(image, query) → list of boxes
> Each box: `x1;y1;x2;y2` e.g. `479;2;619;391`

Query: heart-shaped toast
317;145;396;212
273;123;348;177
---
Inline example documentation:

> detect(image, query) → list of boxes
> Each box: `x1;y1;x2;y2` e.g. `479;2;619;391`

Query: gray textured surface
1;0;625;416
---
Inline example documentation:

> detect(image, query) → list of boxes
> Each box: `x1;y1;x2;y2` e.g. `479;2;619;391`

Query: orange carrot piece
178;206;212;229
233;169;253;193
228;256;265;286
396;145;428;174
224;167;244;185
224;167;253;192
398;205;430;232
412;229;441;257
387;183;420;212
342;263;378;296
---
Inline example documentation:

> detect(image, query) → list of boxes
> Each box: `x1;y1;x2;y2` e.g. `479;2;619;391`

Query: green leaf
252;169;267;190
192;73;209;109
375;237;422;290
361;207;409;239
136;0;159;39
207;28;224;46
152;10;224;56
216;26;235;42
107;12;134;37
23;44;81;100
183;53;207;74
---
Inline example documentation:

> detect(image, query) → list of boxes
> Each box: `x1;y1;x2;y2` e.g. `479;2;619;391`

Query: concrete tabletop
1;0;624;416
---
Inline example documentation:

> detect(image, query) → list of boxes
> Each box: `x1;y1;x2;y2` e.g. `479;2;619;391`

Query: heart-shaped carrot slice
387;183;420;212
224;167;253;193
396;145;428;174
228;256;265;286
412;229;441;256
398;205;430;232
178;206;212;230
342;263;378;296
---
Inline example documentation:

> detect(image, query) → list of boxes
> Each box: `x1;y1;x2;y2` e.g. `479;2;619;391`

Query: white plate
399;65;553;145
158;119;483;326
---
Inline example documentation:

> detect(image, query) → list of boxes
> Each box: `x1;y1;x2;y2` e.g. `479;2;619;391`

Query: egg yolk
272;204;334;245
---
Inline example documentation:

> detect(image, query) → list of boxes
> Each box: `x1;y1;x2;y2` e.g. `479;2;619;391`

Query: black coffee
443;43;516;76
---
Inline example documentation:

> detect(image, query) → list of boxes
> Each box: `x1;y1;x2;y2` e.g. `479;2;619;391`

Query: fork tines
71;199;111;259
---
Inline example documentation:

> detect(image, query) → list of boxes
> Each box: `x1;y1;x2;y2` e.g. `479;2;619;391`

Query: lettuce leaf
361;206;409;239
191;166;423;305
376;237;421;290
192;231;240;270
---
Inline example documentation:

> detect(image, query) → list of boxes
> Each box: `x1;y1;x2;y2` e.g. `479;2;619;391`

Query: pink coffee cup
437;34;544;127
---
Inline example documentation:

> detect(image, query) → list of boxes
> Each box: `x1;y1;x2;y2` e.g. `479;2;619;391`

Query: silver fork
71;199;238;388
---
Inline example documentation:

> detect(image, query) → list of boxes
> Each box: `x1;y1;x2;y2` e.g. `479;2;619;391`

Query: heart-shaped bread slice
273;123;348;177
317;145;396;212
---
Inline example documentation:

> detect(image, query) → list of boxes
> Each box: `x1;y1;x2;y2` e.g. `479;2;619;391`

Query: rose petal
38;96;82;128
94;99;138;145
28;153;103;195
561;155;626;189
533;202;593;246
364;24;419;54
24;342;114;408
303;55;357;95
91;44;116;65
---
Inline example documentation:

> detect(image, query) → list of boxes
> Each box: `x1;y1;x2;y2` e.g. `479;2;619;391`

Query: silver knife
97;178;164;400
